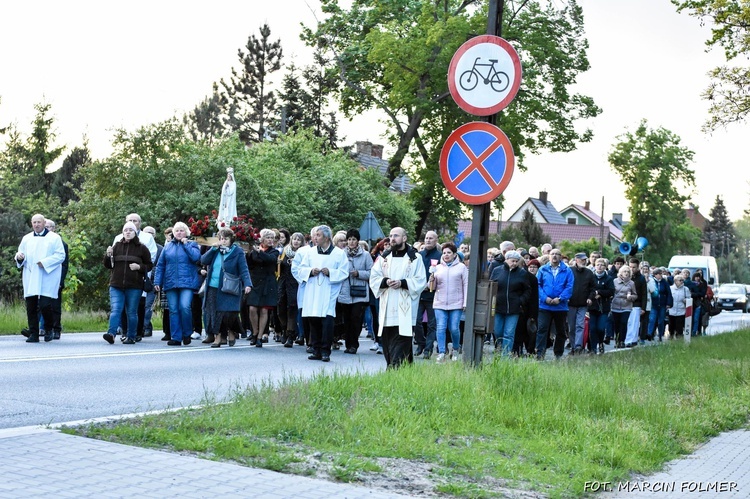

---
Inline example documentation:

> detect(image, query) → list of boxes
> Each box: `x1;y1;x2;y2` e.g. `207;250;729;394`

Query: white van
667;255;720;287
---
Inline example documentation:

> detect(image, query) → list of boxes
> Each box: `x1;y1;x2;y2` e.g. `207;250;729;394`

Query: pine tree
279;63;307;132
219;24;282;144
184;83;224;145
518;208;549;246
50;145;89;204
704;195;737;258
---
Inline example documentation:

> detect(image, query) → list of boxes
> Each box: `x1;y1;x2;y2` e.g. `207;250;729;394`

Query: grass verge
69;330;750;498
0;303;161;335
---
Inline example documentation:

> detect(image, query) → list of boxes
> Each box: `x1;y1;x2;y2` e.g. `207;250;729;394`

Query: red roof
457;220;612;245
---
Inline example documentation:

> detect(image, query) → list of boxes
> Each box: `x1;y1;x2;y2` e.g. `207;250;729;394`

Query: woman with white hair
153;221;201;346
246;228;280;347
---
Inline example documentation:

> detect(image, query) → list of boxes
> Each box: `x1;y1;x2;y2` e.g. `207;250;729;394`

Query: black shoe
21;328;30;338
53;331;61;340
26;334;40;343
284;338;294;348
344;347;357;354
43;330;53;342
255;338;263;348
332;342;340;350
183;337;191;346
603;337;611;345
167;340;181;346
295;338;305;346
103;333;115;344
321;355;331;362
306;346;314;354
135;336;143;342
161;334;170;341
415;346;424;356
308;354;323;360
423;350;432;360
143;329;153;337
123;338;136;344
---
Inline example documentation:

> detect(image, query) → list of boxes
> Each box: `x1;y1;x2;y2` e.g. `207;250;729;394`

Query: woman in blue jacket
154;222;202;346
200;228;252;347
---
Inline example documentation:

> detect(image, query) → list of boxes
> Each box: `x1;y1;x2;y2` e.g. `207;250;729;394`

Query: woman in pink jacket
429;242;469;362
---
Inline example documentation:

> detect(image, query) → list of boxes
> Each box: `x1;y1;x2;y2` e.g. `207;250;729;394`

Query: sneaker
306;346;314;354
103;333;115;344
369;343;379;351
436;353;445;363
376;346;383;355
190;332;201;340
183;337;192;346
451;352;460;361
122;338;136;344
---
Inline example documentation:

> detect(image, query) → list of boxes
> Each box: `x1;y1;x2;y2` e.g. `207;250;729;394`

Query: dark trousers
381;326;414;368
121;297;145;336
512;313;535;356
612;311;630;344
341;302;367;351
26;295;54;336
639;309;650;340
308;315;334;356
668;314;686;337
51;291;63;333
191;293;203;333
415;299;436;351
535;310;567;358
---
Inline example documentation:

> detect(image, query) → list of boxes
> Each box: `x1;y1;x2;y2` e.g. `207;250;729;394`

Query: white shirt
16;230;66;298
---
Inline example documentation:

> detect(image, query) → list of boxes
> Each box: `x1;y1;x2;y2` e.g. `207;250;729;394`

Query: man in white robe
369;227;427;368
15;214;66;343
290;226;318;348
294;225;348;362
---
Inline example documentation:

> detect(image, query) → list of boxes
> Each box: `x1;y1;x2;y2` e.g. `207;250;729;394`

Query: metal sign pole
462;0;504;366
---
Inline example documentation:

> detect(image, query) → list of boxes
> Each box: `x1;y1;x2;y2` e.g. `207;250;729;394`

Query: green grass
0;303;162;335
70;331;750;498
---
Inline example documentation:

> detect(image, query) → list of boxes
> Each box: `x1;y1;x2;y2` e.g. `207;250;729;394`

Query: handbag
349;276;367;297
143;275;154;293
220;255;241;296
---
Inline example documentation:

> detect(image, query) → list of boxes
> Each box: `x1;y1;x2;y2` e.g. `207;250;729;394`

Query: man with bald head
370;227;427;368
15;214;66;343
416;230;441;358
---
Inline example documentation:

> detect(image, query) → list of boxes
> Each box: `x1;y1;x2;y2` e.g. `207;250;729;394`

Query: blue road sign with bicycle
448;35;522;116
439;122;515;205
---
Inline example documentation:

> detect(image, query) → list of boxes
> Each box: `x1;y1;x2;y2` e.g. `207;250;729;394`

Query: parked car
715;283;750;312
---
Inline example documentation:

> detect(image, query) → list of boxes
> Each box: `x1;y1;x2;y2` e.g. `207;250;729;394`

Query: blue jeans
166;288;194;341
109;287;142;339
144;290;156;332
494;313;520;356
691;305;702;335
435;308;462;354
649;306;667;339
587;312;608;352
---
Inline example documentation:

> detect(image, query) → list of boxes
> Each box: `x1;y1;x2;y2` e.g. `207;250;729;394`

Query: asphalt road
0;331;386;430
1;310;746;430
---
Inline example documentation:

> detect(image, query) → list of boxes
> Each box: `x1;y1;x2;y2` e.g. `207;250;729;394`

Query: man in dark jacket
568;253;596;354
416;231;442;358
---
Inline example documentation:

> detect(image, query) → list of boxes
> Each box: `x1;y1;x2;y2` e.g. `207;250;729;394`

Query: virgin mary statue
218;167;237;224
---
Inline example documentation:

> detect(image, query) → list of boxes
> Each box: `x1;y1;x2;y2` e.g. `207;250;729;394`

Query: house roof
456;220;612;246
561;204;624;242
685;205;708;232
354;153;414;194
508;196;566;224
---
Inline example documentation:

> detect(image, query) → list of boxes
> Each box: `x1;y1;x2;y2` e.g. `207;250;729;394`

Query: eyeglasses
126;219;139;223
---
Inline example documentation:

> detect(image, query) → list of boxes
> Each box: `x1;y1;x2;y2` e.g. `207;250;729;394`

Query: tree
183;83;225;145
704;195;737;258
50;145;89;204
303;0;601;237
674;0;750;130
608;120;702;266
518;208;550;246
220;23;283;144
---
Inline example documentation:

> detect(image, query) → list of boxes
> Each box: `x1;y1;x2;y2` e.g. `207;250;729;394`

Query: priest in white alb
15;213;67;343
369;227;427;368
293;225;349;362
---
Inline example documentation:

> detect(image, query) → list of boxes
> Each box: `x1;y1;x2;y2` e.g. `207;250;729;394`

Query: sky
1;0;747;223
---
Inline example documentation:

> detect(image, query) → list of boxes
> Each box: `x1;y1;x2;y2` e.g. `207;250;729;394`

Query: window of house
567;217;577;225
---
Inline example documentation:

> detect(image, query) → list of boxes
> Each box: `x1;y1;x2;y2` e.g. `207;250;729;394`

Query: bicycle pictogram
459;57;510;93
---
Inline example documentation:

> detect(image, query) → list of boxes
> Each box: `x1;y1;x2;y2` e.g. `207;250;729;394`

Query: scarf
347;245;361;258
284;245;297;260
